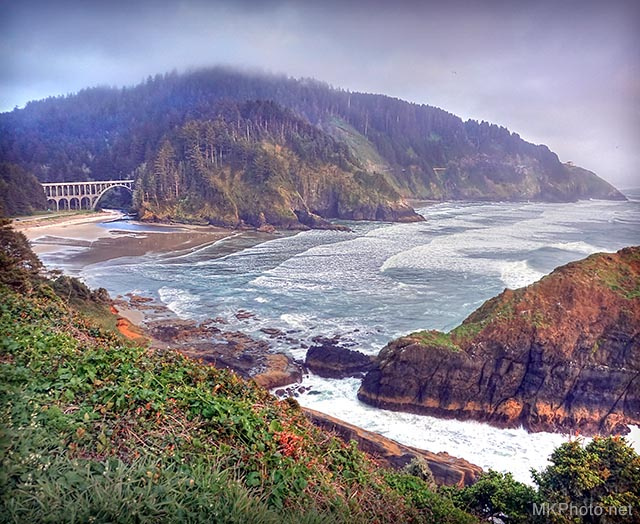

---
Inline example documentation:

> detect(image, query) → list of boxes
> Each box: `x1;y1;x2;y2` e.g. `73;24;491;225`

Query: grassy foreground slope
0;220;474;523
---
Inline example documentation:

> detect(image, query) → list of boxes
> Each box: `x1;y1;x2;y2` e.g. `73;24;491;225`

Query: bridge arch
92;184;134;210
41;179;134;211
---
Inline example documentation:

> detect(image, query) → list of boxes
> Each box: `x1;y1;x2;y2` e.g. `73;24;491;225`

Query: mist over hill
0;67;625;224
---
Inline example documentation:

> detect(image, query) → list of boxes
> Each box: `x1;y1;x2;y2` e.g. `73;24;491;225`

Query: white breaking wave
158;286;201;318
294;373;568;485
548;241;606;255
249;230;408;294
279;312;315;330
499;260;546;289
379;234;544;291
162;232;243;262
251;275;334;292
378;200;624;289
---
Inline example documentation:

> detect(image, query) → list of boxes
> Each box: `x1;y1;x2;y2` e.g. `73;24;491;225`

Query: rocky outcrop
117;298;302;390
253;354;303;389
147;319;303;389
358;247;640;435
303;407;482;486
305;340;375;378
113;294;304;388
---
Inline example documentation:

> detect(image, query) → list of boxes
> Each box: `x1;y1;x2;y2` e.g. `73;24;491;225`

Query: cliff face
441;156;624;202
358;247;640;435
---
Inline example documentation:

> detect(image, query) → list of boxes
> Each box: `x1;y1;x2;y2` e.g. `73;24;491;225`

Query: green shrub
532;437;640;524
441;470;540;523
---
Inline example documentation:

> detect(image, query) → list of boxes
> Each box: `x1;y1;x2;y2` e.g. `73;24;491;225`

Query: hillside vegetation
0;220;473;523
0;68;624;224
2;222;639;523
134;100;420;228
0;163;46;217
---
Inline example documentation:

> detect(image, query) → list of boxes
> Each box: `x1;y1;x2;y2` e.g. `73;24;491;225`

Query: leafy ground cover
0;219;474;523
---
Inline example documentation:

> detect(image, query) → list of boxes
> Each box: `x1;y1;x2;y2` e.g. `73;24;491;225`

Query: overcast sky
1;0;638;188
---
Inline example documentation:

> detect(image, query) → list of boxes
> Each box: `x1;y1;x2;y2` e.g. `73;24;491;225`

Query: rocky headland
3;68;627;227
358;247;640;436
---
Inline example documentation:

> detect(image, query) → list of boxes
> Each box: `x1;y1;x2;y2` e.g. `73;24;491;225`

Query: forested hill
133;100;421;228
0;68;624;215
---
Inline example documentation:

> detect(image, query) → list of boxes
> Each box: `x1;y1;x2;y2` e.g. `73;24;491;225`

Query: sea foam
158;286;201;318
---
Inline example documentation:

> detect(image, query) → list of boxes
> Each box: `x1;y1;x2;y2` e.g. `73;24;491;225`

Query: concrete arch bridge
42;180;134;211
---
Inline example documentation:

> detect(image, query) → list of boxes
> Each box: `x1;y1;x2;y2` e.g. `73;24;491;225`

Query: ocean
41;191;640;483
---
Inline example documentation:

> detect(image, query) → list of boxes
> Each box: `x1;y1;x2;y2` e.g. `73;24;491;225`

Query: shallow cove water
41;191;640;483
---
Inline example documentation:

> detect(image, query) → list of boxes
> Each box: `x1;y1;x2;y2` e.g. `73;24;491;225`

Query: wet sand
16;211;122;254
17;212;239;267
46;229;240;267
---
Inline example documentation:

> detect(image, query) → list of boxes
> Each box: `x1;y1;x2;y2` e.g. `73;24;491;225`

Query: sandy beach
15;210;123;253
14;211;239;266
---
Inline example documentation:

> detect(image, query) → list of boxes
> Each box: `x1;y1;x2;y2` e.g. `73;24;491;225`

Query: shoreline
10;201;640;488
16;211;243;266
107;294;484;487
14;210;123;236
110;291;306;389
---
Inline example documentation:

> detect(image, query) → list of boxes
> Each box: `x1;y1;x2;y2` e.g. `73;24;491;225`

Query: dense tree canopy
446;437;640;524
134;100;407;228
532;437;640;524
0;163;47;217
0;67;623;217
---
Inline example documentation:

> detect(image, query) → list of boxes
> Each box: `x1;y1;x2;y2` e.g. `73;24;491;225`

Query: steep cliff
359;247;640;435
